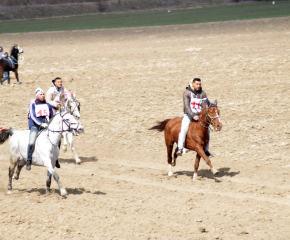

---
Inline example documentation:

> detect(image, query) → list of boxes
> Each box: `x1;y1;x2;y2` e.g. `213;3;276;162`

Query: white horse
0;109;83;197
62;93;82;164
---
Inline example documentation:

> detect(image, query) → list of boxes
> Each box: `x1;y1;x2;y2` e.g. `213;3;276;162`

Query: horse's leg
48;168;67;197
14;69;19;84
166;143;174;176
62;133;68;152
196;145;219;175
8;155;19;194
172;146;178;167
13;159;26;180
193;153;201;180
46;171;52;194
67;132;81;164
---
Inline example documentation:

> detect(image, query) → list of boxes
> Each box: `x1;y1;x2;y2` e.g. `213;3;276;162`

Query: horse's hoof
12;173;19;180
76;158;82;164
192;173;197;180
62;147;67;153
60;188;67;197
7;190;12;195
168;171;173;177
171;162;176;167
212;168;219;175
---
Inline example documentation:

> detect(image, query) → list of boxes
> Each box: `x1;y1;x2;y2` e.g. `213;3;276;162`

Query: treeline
0;0;286;21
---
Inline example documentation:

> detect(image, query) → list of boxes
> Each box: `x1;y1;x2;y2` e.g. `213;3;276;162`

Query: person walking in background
1;52;10;84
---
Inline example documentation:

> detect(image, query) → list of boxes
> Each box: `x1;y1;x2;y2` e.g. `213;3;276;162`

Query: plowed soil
1;17;290;239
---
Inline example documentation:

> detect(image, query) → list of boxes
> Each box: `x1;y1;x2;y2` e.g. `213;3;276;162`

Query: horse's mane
10;46;16;55
48;114;58;126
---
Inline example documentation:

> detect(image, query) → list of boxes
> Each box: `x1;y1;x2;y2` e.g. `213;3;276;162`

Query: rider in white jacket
46;77;69;114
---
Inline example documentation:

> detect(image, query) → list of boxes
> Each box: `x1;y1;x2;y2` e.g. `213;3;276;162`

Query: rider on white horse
46;77;69;114
26;88;54;170
177;78;213;157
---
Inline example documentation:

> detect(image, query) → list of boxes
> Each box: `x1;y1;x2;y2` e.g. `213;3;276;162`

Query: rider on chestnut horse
176;78;213;157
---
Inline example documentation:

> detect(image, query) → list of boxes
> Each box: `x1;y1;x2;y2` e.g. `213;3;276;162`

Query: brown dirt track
1;17;290;239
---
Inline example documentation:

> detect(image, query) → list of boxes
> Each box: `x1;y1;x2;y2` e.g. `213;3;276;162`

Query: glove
40;123;48;129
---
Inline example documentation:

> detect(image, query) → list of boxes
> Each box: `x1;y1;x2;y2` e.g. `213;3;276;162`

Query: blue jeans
27;126;39;161
2;72;10;83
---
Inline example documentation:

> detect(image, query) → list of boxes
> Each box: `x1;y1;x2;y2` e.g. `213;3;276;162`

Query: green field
1;2;290;34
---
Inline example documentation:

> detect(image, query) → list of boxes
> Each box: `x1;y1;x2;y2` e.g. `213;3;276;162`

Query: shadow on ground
16;187;106;195
175;167;240;180
58;156;98;164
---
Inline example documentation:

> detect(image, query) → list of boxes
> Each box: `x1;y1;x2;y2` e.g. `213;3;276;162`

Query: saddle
2;56;16;69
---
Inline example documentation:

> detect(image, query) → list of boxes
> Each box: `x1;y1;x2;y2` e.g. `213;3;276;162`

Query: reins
46;112;80;146
199;106;219;132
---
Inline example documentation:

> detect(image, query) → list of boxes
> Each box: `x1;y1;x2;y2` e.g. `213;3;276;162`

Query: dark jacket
28;99;54;129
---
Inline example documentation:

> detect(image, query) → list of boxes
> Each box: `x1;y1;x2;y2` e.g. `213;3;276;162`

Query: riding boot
26;160;32;170
205;150;214;158
177;148;183;156
55;159;60;168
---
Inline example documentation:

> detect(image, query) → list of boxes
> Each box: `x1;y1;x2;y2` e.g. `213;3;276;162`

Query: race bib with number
35;104;49;117
190;93;207;114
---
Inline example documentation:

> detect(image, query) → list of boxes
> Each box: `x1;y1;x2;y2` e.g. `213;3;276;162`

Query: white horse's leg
67;132;81;164
168;164;173;176
46;171;52;194
62;133;68;152
8;154;19;195
48;168;67;197
13;159;26;180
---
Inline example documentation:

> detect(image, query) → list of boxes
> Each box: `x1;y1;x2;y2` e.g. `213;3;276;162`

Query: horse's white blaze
168;164;173;176
215;110;221;124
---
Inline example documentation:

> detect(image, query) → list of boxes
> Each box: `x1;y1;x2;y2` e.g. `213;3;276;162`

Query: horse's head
59;109;84;134
10;44;24;59
205;100;222;131
14;44;23;54
64;93;81;120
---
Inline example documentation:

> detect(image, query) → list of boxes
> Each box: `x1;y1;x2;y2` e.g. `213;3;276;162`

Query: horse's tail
0;128;15;144
148;119;171;132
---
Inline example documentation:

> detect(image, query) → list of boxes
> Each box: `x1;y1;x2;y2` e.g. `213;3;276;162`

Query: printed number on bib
191;102;201;109
35;104;49;117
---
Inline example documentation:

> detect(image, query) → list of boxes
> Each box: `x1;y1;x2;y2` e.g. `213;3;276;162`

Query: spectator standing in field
1;52;10;84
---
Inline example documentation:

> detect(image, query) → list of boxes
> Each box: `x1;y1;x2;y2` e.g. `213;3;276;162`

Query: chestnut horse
149;100;222;179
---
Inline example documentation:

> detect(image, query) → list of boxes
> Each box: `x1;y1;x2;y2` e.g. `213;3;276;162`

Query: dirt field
1;17;290;239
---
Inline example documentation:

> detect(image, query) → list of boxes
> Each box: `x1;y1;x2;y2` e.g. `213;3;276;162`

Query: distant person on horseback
1;52;10;84
46;77;69;114
176;78;213;157
26;88;54;170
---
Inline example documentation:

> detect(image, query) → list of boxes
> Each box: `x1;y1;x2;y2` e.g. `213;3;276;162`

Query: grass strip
0;2;290;34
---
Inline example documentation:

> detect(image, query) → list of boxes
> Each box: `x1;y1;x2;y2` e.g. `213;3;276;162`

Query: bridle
46;112;81;146
15;45;24;62
200;105;219;132
66;97;80;116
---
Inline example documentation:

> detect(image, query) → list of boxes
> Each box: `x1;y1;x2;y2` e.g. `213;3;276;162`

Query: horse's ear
214;99;217;106
207;99;211;107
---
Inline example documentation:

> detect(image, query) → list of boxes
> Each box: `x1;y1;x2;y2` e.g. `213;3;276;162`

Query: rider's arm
29;102;42;126
183;91;198;117
46;88;59;108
